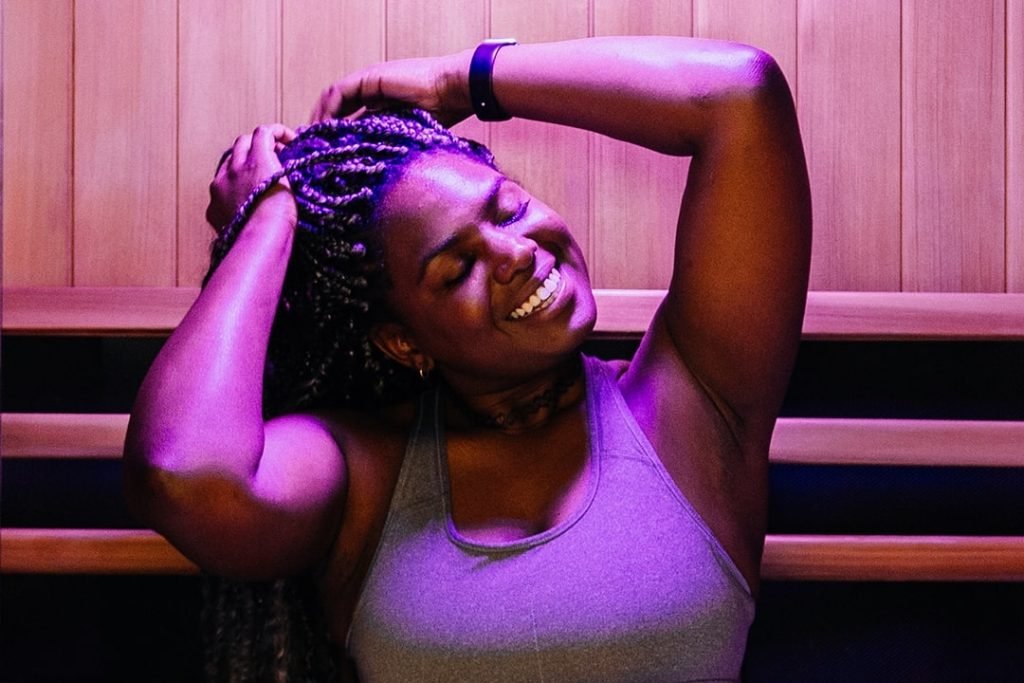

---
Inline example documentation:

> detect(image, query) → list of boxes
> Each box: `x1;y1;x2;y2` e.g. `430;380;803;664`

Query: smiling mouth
509;268;562;320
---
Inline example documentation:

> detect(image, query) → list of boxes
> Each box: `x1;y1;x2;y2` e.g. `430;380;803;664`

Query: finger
312;83;343;122
230;133;252;170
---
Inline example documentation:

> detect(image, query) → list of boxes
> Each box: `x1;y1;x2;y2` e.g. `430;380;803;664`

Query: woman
125;36;810;681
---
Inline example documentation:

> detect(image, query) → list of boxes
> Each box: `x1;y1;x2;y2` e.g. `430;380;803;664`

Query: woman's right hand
206;123;298;231
310;51;473;127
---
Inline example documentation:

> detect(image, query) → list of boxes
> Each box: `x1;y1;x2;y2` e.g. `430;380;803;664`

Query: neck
443;355;584;433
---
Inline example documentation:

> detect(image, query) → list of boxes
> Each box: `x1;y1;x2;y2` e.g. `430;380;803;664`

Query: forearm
125;205;293;483
484;36;778;155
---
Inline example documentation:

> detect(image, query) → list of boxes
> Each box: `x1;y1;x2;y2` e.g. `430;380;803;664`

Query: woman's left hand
310;51;473;127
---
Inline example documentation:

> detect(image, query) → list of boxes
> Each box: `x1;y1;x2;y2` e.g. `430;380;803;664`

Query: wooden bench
4;287;1024;582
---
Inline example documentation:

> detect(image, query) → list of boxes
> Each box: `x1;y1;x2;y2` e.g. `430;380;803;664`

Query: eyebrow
416;175;508;283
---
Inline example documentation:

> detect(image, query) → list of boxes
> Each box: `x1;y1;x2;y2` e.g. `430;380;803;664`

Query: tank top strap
387;387;445;512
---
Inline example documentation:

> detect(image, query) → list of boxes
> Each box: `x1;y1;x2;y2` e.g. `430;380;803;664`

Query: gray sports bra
347;354;754;682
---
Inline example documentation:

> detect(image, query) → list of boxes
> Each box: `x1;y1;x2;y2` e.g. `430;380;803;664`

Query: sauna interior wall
4;0;1022;293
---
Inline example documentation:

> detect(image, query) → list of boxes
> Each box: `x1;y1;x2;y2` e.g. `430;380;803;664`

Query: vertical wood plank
74;0;178;286
694;0;798;92
177;0;280;286
1009;0;1023;292
386;0;487;142
2;0;73;285
489;0;591;270
902;0;1005;292
282;0;385;127
590;0;692;289
798;0;901;291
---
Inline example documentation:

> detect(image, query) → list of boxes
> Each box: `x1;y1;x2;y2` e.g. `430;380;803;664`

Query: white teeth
509;267;562;320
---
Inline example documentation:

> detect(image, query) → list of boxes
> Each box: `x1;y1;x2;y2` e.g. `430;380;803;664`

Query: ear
370;322;433;372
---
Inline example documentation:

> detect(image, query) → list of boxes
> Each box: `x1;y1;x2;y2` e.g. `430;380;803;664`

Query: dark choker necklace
448;356;583;430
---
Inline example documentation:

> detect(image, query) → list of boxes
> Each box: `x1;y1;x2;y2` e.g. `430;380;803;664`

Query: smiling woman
123;35;811;682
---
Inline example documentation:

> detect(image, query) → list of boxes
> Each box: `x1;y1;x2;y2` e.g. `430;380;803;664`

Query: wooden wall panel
489;0;591;270
902;0;1005;292
798;0;901;291
282;0;385;127
74;0;178;286
1009;0;1023;292
694;0;798;92
590;1;692;289
177;0;281;287
386;0;487;142
2;0;1022;297
2;0;73;286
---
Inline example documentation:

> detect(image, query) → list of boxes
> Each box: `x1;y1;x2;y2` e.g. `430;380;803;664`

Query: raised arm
315;36;811;447
123;125;347;580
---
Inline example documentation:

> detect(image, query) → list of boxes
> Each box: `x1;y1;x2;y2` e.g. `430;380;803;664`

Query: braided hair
200;109;497;681
204;108;496;416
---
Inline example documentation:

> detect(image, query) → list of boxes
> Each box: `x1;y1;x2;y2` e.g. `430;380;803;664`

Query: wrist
468;39;517;121
439;49;475;119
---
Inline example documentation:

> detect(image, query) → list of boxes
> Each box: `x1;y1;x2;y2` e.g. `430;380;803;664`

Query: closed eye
445;256;476;287
498;200;530;227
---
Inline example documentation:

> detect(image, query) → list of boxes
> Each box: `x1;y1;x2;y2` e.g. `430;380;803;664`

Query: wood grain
902;0;1006;291
798;0;901;291
489;0;591;268
177;0;281;286
73;0;178;285
589;0;691;289
2;414;130;458
386;0;487;142
2;0;73;285
6;287;1024;340
761;535;1024;582
1009;0;1023;292
5;528;1022;581
11;411;1023;468
282;0;385;126
770;418;1024;467
0;529;198;575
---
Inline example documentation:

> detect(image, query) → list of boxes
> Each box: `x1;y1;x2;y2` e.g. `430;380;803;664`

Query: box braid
200;109;497;682
204;108;496;416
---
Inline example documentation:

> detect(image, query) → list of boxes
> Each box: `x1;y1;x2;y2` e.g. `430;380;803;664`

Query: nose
487;228;536;284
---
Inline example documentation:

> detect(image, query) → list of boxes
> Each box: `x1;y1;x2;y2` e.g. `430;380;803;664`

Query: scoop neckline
436;355;602;553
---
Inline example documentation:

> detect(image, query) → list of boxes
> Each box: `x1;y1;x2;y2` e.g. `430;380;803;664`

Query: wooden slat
798;0;901;291
1010;0;1024;293
282;0;385;127
589;1;691;289
5;287;1024;339
2;0;73;286
385;0;487;143
902;0;1005;292
2;414;129;458
9;412;1024;468
798;291;1024;341
177;0;281;287
74;0;178;286
1;287;199;335
769;418;1024;467
4;529;1022;581
760;535;1024;582
489;0;591;267
0;529;197;575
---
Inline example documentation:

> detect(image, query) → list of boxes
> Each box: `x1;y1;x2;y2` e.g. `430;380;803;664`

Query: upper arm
127;413;348;580
630;53;811;447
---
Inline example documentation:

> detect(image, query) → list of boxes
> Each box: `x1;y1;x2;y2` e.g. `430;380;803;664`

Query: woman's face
374;151;596;387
